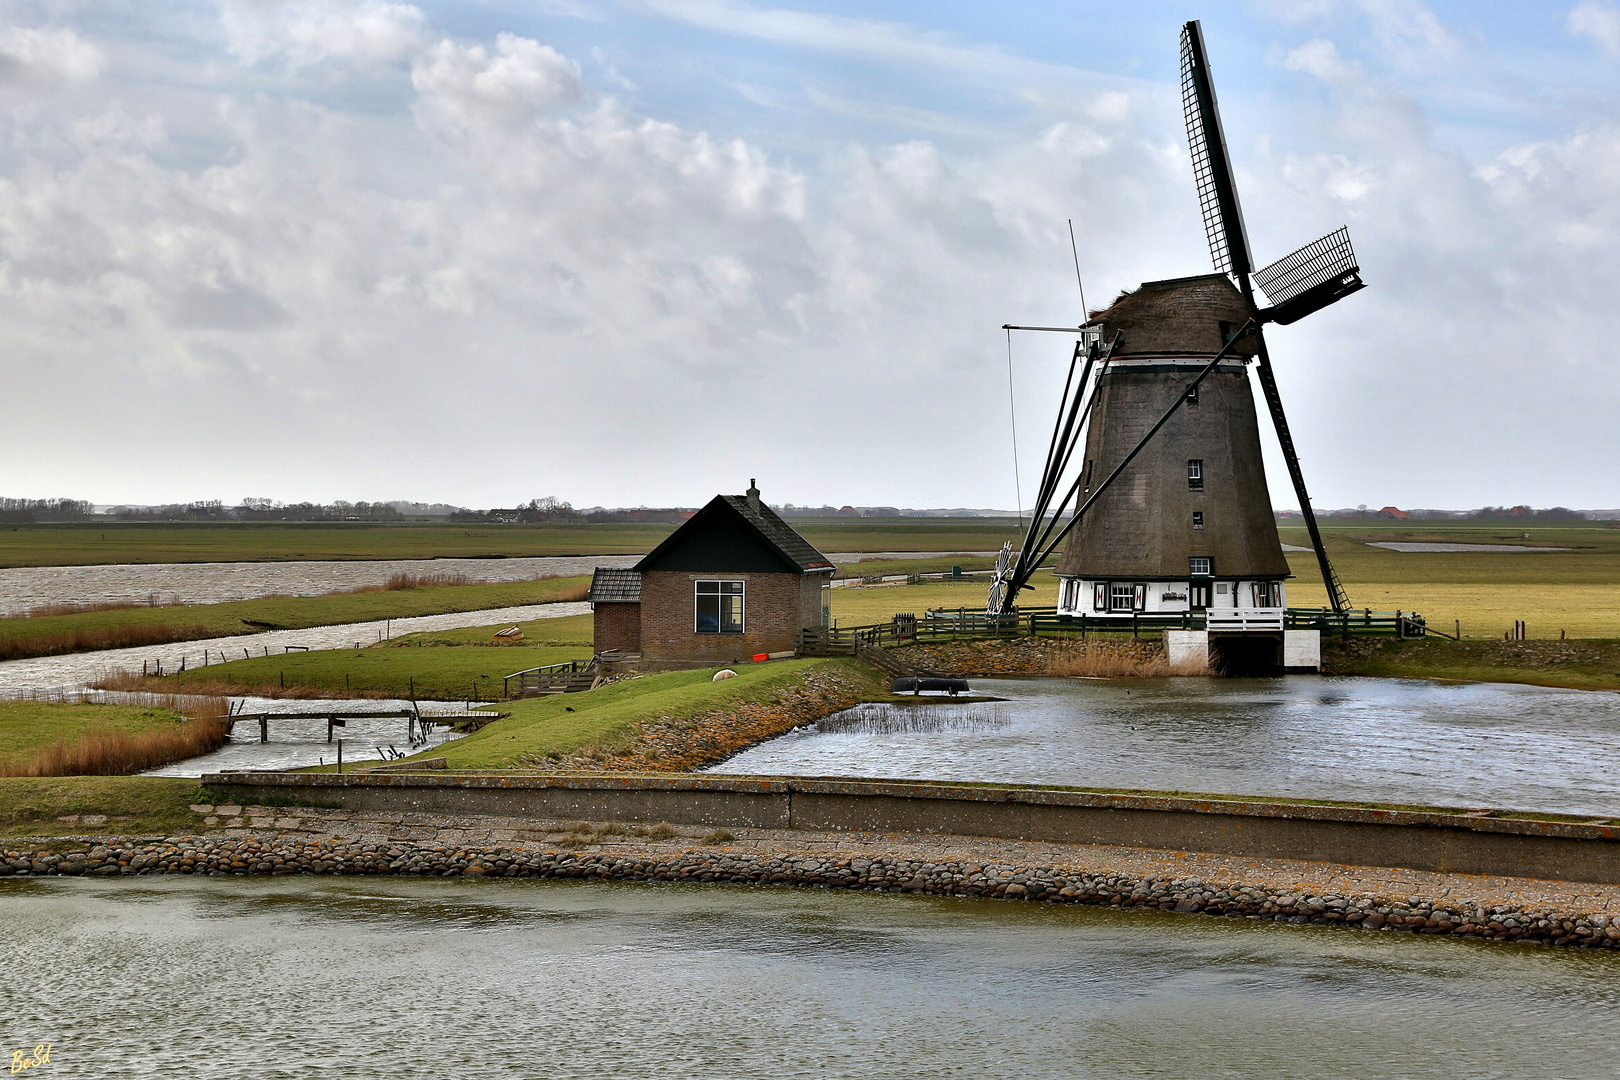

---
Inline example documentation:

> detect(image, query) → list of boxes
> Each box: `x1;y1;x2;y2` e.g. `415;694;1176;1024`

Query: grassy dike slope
0;777;217;838
0;575;590;661
346;658;883;771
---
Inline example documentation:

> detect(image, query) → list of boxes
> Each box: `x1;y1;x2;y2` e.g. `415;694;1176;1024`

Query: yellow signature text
9;1045;50;1073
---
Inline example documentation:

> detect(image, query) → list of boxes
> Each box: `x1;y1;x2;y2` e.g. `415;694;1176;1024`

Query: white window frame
1189;556;1212;577
1187;459;1204;490
694;579;745;634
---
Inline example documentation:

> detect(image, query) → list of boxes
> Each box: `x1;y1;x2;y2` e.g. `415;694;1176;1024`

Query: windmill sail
1180;21;1253;278
1252;226;1366;325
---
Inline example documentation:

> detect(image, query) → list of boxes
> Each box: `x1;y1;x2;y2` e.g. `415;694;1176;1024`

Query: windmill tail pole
1248;326;1350;615
999;321;1255;613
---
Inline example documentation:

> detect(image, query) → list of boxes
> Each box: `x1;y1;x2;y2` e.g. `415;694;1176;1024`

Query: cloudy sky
0;0;1616;511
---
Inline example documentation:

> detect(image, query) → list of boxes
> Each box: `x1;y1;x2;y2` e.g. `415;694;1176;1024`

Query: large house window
1189;557;1213;577
695;580;744;633
1187;459;1204;490
1109;581;1141;612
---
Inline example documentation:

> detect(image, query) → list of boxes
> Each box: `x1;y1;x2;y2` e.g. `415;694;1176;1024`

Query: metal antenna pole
1068;219;1087;317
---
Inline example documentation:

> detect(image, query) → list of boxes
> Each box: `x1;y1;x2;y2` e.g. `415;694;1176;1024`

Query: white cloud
1568;1;1620;57
221;1;426;68
0;26;103;84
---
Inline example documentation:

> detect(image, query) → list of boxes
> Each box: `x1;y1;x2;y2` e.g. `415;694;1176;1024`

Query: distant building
588;482;834;669
1379;506;1409;519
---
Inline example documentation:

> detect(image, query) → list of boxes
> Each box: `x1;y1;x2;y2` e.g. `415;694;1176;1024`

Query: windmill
994;20;1362;649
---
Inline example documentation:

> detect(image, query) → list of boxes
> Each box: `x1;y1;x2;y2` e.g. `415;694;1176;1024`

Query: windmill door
1189;583;1210;611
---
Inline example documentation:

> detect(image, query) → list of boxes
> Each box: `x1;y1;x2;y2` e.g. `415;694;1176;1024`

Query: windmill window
1108;582;1138;612
694;580;744;634
1192;511;1204;529
1186;383;1199;405
1093;582;1108;611
1187;460;1204;490
1189;557;1213;577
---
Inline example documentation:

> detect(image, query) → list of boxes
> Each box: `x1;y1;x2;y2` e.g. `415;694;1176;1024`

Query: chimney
746;479;760;512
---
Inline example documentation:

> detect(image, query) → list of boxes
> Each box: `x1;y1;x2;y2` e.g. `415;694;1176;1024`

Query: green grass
384;613;593;647
144;642;593;700
0;776;216;838
0;518;1027;568
1324;636;1620;692
833;555;999;579
0;701;190;761
0;575;591;660
334;657;880;770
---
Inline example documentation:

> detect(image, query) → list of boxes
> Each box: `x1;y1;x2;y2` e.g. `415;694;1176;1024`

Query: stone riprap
6;805;1619;950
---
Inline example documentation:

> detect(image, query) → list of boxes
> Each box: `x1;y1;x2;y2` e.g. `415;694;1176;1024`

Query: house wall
640;570;823;664
593;602;642;654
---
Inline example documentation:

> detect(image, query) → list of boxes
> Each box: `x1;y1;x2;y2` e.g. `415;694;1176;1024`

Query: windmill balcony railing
1206;608;1286;632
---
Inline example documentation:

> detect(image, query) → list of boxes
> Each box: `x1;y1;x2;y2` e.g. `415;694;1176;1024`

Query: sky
0;0;1617;512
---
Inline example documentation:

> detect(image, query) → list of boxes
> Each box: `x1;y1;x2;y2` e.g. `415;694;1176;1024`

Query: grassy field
1280;522;1620;638
385;613;593;648
0;518;1025;568
331;657;876;771
0;701;189;761
132;642;592;700
0;575;591;661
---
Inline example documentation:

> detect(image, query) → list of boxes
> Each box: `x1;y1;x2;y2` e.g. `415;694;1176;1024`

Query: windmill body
1054;274;1291;628
992;20;1366;674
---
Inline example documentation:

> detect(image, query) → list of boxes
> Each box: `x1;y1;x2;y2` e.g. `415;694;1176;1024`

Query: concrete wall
593;602;641;654
639;570;820;664
204;771;1620;886
1165;629;1208;666
1284;630;1321;673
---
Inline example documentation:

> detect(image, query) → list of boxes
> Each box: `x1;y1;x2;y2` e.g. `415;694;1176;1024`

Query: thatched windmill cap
1087;273;1257;358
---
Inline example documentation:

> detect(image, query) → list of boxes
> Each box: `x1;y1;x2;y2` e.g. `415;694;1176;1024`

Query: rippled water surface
3;877;1616;1079
713;676;1620;815
140;697;474;775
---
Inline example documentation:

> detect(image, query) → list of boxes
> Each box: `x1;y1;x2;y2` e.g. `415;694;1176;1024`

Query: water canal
3;875;1615;1078
712;676;1620;816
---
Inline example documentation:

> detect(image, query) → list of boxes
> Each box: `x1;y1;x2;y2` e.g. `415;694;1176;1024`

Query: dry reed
1044;642;1212;678
0;693;230;777
0;622;216;662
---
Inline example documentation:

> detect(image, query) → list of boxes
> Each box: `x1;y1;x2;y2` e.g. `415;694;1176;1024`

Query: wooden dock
221;710;499;743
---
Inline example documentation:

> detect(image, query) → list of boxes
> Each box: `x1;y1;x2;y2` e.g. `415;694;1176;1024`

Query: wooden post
327;717;335;743
337;739;343;774
259;716;268;743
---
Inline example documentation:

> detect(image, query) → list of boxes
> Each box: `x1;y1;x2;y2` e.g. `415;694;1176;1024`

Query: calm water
2;876;1616;1079
0;601;590;696
713;676;1620;816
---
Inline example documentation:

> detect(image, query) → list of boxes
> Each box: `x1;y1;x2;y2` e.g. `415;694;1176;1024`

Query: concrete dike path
202;768;1620;886
9;787;1620;951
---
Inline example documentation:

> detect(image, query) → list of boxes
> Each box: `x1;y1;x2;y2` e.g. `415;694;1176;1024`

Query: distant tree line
0;497;95;523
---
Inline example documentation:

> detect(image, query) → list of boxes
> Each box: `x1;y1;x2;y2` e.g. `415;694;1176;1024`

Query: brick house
587;482;834;669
